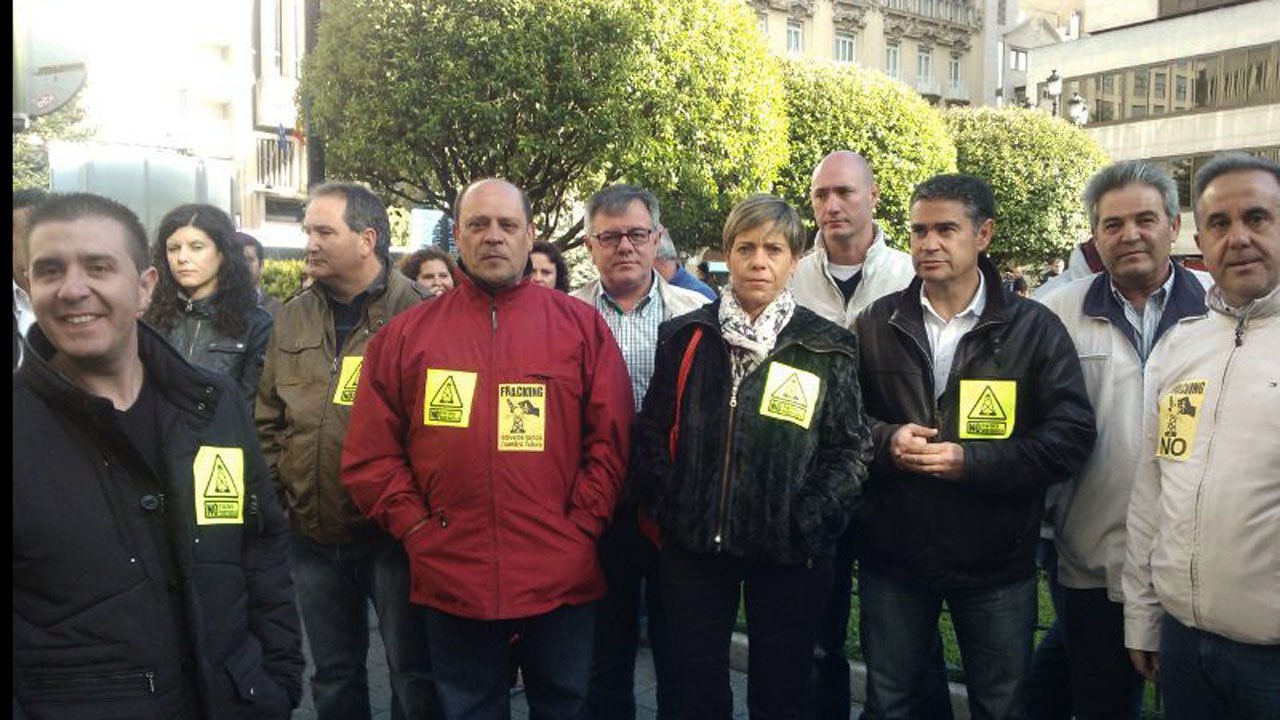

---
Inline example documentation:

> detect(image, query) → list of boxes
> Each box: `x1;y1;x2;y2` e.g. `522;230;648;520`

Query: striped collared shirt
595;274;665;408
1110;263;1176;364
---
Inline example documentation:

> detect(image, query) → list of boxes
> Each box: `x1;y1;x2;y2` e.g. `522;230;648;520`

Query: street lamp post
1046;69;1063;117
1068;91;1088;126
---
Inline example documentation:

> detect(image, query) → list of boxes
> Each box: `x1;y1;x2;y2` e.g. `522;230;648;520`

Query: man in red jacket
341;178;635;719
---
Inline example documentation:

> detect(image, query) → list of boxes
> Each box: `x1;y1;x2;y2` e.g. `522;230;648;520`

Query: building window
787;21;803;55
274;0;285;75
1154;71;1167;97
756;12;768;35
1010;49;1027;72
835;33;856;64
886;44;900;80
917;48;933;84
950;57;961;85
1176;75;1188;102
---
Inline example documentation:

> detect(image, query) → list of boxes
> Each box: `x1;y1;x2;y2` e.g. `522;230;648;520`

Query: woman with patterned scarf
630;194;873;720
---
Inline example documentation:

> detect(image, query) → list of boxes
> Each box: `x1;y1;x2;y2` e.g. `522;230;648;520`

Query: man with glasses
573;184;709;720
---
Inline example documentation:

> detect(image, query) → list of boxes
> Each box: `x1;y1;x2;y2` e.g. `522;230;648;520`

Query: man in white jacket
795;151;944;719
1038;160;1212;718
1123;153;1280;717
574;184;709;720
791;151;915;327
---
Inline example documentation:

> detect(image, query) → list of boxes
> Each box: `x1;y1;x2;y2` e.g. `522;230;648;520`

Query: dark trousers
589;506;676;720
662;543;833;720
1061;588;1143;719
1026;538;1071;720
289;530;440;720
860;569;1036;720
425;602;595;720
817;530;953;720
1159;613;1280;720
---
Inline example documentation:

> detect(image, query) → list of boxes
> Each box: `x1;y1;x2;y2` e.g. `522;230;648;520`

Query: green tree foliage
262;259;307;303
13;94;94;190
608;0;788;250
945;107;1110;266
300;0;785;250
777;61;956;247
301;0;650;243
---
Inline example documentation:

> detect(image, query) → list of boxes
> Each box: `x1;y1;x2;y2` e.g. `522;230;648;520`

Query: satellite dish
13;0;89;119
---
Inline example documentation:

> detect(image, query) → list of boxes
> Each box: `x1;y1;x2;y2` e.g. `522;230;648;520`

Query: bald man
796;152;947;720
791;151;915;328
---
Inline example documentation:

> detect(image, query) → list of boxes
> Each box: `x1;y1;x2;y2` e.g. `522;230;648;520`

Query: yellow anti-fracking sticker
1157;378;1207;461
193;446;244;525
498;383;546;452
332;356;364;406
424;369;478;427
759;362;821;429
959;380;1017;439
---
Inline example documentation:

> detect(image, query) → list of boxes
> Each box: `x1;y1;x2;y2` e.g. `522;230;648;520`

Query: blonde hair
721;194;806;256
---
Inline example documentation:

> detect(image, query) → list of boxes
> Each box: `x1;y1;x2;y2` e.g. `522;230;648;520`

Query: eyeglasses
591;228;654;249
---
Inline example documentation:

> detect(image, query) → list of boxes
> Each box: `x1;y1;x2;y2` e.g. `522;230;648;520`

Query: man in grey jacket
574;184;708;720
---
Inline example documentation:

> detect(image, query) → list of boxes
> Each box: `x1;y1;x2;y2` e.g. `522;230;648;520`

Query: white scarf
719;287;796;389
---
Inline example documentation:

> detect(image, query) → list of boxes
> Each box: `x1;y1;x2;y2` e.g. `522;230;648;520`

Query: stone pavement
292;606;867;719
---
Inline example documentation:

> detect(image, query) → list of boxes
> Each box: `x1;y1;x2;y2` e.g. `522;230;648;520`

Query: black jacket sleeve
628;323;684;518
961;306;1097;495
238;397;305;706
792;346;873;556
238;309;274;413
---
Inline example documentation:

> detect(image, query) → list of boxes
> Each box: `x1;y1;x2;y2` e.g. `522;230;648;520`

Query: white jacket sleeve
1122;351;1167;652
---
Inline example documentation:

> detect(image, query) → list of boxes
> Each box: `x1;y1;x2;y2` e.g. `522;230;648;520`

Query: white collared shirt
921;273;987;400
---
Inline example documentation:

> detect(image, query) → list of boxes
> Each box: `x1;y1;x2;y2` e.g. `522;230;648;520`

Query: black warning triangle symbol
203;455;239;498
967;386;1007;421
342;360;363;390
772;374;808;405
430;376;464;408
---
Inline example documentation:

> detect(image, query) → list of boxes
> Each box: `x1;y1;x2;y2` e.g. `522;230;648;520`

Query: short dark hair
13;187;50;212
454;178;533;226
910;173;996;229
530;240;570;293
25;192;150;271
237;231;265;267
399;246;457;282
1192;153;1280;222
585;184;660;236
310;183;391;264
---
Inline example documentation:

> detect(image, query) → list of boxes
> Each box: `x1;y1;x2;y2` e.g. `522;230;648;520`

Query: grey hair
1192;153;1280;221
656;228;679;261
310;182;391;265
1082;161;1178;232
585;184;660;236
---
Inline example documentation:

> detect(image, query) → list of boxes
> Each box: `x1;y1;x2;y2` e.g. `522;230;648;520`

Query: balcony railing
884;0;979;27
915;77;942;97
944;80;971;102
254;131;306;195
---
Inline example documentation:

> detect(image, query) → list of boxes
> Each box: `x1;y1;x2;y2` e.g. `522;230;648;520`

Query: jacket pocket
223;637;290;716
22;667;155;703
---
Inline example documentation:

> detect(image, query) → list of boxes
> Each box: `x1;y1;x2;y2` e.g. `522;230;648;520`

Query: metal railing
254;131;306;194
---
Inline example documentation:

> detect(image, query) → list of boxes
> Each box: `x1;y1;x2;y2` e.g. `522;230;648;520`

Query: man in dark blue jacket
12;193;303;719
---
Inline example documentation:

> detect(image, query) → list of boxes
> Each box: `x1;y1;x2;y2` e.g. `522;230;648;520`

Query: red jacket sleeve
340;320;430;540
565;312;635;538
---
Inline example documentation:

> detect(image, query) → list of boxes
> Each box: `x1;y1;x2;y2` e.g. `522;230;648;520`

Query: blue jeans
860;570;1036;720
1159;613;1280;719
1026;537;1071;720
289;530;439;720
425;602;595;720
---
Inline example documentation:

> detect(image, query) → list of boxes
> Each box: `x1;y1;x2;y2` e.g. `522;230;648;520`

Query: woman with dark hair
144;203;273;410
530;240;570;292
399;246;457;295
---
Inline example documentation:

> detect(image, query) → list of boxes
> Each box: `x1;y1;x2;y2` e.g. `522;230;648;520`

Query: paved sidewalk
292;606;866;719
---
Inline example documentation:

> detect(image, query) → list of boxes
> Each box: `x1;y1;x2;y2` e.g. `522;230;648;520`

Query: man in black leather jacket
853;175;1096;719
